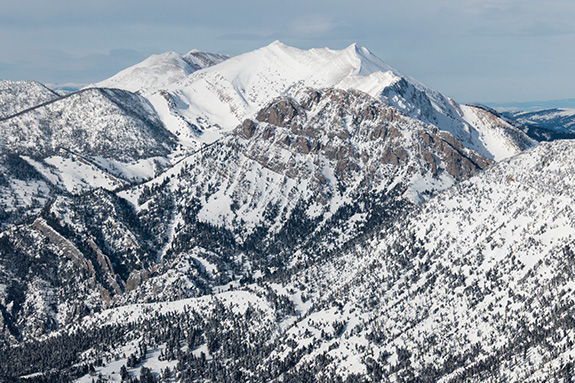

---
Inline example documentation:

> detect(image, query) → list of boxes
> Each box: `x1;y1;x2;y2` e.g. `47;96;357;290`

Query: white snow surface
93;50;229;93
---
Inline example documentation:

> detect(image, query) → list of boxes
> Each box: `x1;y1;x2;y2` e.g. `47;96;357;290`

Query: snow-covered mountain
1;42;572;383
116;88;492;293
96;42;534;159
0;87;494;345
258;138;575;382
0;85;178;226
505;108;575;134
94;50;229;93
0;87;175;161
5;138;575;383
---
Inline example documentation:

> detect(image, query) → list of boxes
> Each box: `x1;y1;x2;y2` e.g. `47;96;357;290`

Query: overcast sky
1;0;574;103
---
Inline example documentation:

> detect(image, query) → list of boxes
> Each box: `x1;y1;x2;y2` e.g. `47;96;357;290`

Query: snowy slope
94;50;229;93
0;80;60;118
0;87;175;161
0;87;494;348
97;41;533;159
0;154;57;227
1;42;567;383
131;87;490;232
107;88;494;305
0;87;178;227
7;140;575;382
259;139;575;382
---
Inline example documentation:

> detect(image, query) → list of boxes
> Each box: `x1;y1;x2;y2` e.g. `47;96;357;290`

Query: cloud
465;20;570;38
446;0;575;37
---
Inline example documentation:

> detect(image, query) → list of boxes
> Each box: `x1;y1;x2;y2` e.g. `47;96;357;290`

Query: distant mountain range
0;42;574;383
486;98;575;112
503;108;575;142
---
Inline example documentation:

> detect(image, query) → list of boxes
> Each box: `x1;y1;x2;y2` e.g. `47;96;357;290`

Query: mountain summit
94;42;534;158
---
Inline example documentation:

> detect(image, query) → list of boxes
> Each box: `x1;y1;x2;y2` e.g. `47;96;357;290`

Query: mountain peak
94;49;228;92
261;41;378;70
343;42;365;55
267;40;287;48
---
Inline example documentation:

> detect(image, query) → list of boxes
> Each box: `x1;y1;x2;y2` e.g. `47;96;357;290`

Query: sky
1;0;574;104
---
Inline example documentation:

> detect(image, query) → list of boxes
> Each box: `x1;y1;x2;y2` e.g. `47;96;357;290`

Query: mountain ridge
93;42;534;160
1;42;572;383
0;80;61;119
94;50;229;93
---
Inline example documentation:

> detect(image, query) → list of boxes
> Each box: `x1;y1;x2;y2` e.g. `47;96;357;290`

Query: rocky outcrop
256;97;304;127
237;88;492;187
32;218;95;277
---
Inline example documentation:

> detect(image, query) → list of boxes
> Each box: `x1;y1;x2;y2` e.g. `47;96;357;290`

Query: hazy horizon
2;0;575;104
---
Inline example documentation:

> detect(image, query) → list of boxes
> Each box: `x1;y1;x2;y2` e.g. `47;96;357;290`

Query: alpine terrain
0;42;572;383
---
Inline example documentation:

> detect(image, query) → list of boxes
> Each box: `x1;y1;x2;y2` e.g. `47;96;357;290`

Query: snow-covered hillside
261;139;575;382
118;88;492;283
0;154;58;227
506;108;575;133
0;86;493;345
0;85;178;227
94;50;229;93
0;87;175;161
7;140;575;383
0;80;60;118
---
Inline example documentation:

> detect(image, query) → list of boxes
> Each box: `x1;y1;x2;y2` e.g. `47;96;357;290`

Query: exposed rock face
417;129;492;180
245;88;491;186
125;269;149;292
256;97;304;127
32;218;95;276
